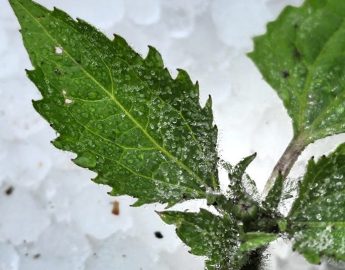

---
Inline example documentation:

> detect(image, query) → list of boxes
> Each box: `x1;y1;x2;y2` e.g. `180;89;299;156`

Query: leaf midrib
297;16;345;136
18;1;205;185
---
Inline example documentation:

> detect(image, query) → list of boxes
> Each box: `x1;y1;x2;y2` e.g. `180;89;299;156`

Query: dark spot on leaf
293;48;302;60
281;70;290;78
5;186;14;196
154;231;163;239
240;202;250;211
54;68;62;75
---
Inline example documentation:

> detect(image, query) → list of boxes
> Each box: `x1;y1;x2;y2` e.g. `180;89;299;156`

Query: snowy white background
0;0;345;269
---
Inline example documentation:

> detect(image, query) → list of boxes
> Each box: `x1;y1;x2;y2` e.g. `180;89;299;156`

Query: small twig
263;134;307;197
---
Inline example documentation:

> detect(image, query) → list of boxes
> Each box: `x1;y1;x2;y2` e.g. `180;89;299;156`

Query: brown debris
112;200;120;216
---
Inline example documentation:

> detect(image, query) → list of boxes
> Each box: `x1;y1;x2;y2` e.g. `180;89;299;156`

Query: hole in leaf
64;98;73;105
55;46;63;55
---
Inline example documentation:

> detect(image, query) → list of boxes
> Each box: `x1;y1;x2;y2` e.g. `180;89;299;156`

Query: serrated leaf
224;153;259;201
229;153;257;179
160;209;276;269
288;144;345;264
160;209;246;270
249;0;345;145
10;0;219;206
239;232;278;252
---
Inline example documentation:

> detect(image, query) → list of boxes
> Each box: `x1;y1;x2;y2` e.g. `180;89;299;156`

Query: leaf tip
146;45;164;67
113;33;128;46
205;95;213;109
72;152;97;169
176;68;193;84
131;198;146;207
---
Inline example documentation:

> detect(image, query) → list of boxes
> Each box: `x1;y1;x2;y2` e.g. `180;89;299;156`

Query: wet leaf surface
160;209;274;270
288;144;345;264
249;0;345;145
10;0;219;206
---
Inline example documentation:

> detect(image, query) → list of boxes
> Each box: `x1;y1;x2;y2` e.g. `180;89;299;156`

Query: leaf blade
11;0;219;205
288;144;345;263
160;209;278;269
249;0;345;144
160;209;245;270
239;232;278;252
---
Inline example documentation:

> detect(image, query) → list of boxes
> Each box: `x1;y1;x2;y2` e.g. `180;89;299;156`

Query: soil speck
5;186;14;196
154;231;163;239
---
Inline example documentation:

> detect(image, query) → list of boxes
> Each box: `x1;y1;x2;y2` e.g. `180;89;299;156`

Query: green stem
263;134;307;196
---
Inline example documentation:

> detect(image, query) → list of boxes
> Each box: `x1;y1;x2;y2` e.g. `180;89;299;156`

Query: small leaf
249;0;345;145
225;153;259;201
278;219;287;232
160;209;245;270
263;174;284;210
160;209;277;269
288;144;345;264
240;232;278;252
10;0;219;206
230;153;257;179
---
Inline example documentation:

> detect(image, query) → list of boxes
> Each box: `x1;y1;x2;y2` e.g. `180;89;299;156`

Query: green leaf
263;174;284;210
239;232;278;252
224;153;259;201
10;0;219;206
249;0;345;145
160;209;246;270
160;209;277;269
288;144;345;264
221;154;264;225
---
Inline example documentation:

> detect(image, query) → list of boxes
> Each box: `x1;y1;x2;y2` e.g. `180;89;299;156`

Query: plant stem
263;134;307;196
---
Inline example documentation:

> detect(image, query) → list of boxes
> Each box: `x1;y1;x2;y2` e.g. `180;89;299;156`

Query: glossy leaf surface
10;0;219;206
161;209;278;269
161;209;244;270
288;144;345;264
239;232;278;252
249;0;345;144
